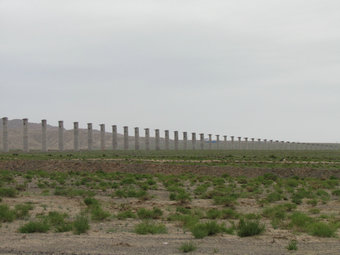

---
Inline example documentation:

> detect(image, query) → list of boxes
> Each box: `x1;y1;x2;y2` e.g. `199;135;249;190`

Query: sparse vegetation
0;150;339;253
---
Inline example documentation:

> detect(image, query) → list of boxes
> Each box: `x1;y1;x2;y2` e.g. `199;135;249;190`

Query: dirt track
0;231;340;255
0;159;339;178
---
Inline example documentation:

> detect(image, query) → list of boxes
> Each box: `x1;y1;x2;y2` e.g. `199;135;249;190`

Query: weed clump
179;242;197;253
308;222;336;237
73;214;90;234
19;221;50;233
286;240;298;251
134;221;167;235
45;211;72;232
14;203;34;219
116;210;136;220
0;187;17;198
90;206;110;221
0;204;15;222
137;207;163;219
190;221;229;239
237;219;265;237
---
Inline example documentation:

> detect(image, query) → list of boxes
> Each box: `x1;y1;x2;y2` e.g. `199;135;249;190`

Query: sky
1;0;340;143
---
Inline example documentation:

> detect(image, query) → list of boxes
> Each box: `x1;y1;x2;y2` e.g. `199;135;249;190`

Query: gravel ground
1;232;340;255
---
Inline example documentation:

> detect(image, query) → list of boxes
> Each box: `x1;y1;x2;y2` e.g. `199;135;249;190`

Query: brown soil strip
0;159;339;178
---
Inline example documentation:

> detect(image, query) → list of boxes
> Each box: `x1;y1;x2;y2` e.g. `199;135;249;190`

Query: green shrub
116;210;136;220
286;179;299;188
206;209;221;219
14;203;34;219
191;221;226;239
332;189;340;196
46;211;72;232
220;208;239;219
0;204;15;222
167;214;200;229
308;208;320;214
0;187;17;197
176;206;191;215
90;206;110;221
134;221;167;235
287;240;298;251
213;195;237;207
84;197;99;207
262;205;286;228
170;191;191;203
179;242;197;253
308;222;336;237
263;173;278;181
237;219;265;237
137;208;163;219
307;199;318;206
19;221;50;233
290;212;313;231
266;192;282;203
73;214;90;234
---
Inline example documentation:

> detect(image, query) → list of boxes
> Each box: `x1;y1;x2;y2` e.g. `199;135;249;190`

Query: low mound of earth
0;159;339;178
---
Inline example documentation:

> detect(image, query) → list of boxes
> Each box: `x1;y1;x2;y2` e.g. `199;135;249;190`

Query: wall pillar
112;125;117;150
208;134;212;149
135;127;140;150
23;118;29;152
2;117;8;152
144;128;150;150
275;140;279;150
73;122;79;151
87;123;93;151
200;133;204;150
100;124;105;150
165;130;169;150
41;119;47;152
191;132;196;150
183;132;187;150
124;126;128;150
244;137;248;150
238;137;242;150
257;139;261;150
231;136;234;150
58;121;64;151
264;139;267;150
216;135;220;149
223;135;227;149
174;131;179;150
155;129;160;150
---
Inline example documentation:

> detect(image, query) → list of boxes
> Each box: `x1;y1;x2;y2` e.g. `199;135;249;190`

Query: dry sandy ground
1;230;340;255
1;194;339;255
1;160;340;254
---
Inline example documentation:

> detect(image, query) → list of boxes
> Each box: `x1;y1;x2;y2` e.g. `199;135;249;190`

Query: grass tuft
179;242;197;253
134;221;167;235
19;221;50;233
73;214;90;234
237;219;265;237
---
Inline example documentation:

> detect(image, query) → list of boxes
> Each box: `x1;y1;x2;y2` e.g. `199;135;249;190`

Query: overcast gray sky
1;0;340;143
